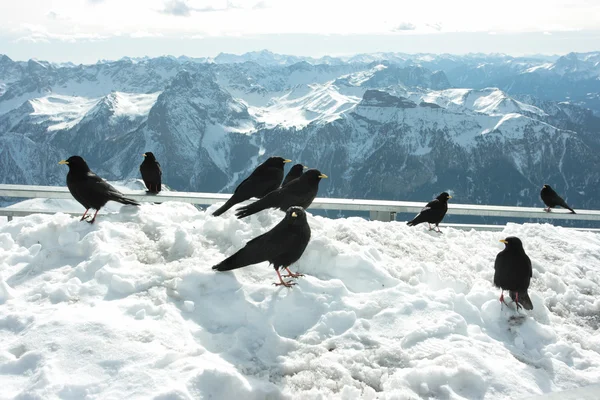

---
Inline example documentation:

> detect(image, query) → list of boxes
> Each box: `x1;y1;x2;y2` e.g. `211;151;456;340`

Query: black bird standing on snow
406;192;452;233
213;206;311;287
140;152;162;194
493;236;533;310
235;169;328;219
282;164;308;187
59;156;140;223
540;184;575;214
212;156;291;216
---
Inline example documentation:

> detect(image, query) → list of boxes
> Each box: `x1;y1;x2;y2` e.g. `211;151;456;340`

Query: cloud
161;0;193;16
426;22;443;31
130;31;164;38
47;11;58;20
16;25;108;43
393;22;416;31
87;0;105;3
160;0;266;16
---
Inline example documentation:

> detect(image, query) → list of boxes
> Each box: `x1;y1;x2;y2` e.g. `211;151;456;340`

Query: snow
248;83;361;129
25;92;160;131
1;201;599;399
110;92;161;119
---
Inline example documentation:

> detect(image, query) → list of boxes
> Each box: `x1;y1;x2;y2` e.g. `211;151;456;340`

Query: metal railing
1;184;600;231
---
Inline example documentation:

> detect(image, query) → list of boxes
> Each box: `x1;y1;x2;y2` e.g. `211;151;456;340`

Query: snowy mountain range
1;51;600;210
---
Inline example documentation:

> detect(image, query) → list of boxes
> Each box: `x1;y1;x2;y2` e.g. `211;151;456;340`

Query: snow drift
0;202;599;399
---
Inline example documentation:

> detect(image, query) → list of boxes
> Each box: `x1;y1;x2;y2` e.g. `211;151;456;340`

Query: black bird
58;156;140;223
140;152;162;194
213;206;311;287
235;169;328;219
493;236;533;311
541;184;575;214
406;192;452;233
212;156;291;216
282;164;308;187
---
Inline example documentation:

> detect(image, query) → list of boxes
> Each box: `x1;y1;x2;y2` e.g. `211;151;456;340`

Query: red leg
428;223;433;230
88;209;100;224
435;224;442;234
499;291;508;307
514;292;522;311
283;267;304;279
273;269;296;287
80;208;90;221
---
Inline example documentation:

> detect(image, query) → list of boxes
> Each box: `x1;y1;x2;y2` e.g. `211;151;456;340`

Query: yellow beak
143;153;147;157
499;239;508;244
58;160;69;165
448;196;453;199
291;211;298;217
319;174;328;179
284;159;292;163
303;165;309;170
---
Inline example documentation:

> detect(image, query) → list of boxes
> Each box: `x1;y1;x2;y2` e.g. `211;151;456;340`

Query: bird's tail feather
212;251;253;271
114;196;140;206
406;215;421;226
510;290;533;310
212;197;238;217
235;200;266;219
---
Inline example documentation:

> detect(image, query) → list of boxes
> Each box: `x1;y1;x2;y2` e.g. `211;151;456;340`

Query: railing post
370;211;395;222
7;215;12;222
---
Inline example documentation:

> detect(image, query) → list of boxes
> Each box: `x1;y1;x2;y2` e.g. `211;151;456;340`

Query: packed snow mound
0;203;599;399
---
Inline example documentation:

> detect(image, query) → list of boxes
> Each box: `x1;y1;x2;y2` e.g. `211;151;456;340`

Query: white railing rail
1;184;600;230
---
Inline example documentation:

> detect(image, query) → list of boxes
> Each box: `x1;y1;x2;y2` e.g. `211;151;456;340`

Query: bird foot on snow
283;268;304;279
544;208;551;213
273;280;296;288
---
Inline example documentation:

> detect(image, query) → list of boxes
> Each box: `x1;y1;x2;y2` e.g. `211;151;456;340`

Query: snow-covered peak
418;88;547;117
249;83;361;129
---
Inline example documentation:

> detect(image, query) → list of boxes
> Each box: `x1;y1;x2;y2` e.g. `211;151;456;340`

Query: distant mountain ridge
1;51;599;213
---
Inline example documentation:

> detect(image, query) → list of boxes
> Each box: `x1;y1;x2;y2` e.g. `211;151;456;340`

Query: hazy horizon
1;0;599;64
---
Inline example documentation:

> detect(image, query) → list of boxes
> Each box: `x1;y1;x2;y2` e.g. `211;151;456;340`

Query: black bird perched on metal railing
140;152;162;194
493;236;533;310
282;164;308;187
58;155;139;223
212;206;311;287
212;156;291;216
540;184;575;214
406;192;452;233
235;169;328;219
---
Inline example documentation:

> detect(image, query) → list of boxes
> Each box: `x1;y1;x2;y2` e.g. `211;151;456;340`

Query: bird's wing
213;219;297;270
83;173;128;201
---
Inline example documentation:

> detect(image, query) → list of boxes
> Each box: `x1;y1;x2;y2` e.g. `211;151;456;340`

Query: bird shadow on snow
481;300;556;393
165;269;292;397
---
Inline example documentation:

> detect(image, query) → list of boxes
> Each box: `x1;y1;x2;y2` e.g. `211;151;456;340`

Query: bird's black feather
407;192;451;227
235;169;327;219
60;155;139;223
140;152;162;194
213;206;311;272
540;184;575;213
212;156;289;216
494;236;533;310
282;164;306;187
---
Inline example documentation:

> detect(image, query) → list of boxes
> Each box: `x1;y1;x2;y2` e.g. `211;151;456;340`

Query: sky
1;0;599;63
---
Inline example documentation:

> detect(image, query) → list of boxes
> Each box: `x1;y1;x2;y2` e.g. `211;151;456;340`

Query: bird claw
273;280;296;288
283;272;304;279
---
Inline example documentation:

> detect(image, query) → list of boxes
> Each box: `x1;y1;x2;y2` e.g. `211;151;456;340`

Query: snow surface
1;202;600;399
28;92;161;131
